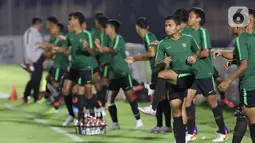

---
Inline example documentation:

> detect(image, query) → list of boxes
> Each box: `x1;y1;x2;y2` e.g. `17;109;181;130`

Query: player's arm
133;47;156;61
84;33;94;55
225;38;248;83
187;36;201;64
222;51;235;60
133;34;158;61
98;36;122;55
200;29;211;58
155;42;166;69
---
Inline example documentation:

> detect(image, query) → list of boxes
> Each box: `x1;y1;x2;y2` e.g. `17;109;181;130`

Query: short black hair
189;7;206;26
57;23;65;33
249;9;255;18
107;19;121;33
174;8;189;24
97;16;108;28
46;16;58;25
32;17;42;25
69;12;86;25
136;17;149;29
95;12;104;18
165;15;181;26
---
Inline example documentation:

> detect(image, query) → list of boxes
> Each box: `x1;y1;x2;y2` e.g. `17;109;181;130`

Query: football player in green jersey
185;8;228;142
61;12;96;126
214;10;255;142
94;16;112;108
125;17;172;133
219;8;255;143
95;19;143;130
148;15;199;143
36;23;69;114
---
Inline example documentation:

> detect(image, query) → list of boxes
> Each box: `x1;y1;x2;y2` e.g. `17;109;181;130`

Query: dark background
1;0;255;47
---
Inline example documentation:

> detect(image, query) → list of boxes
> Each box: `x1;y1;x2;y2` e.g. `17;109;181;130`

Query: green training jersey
194;27;214;79
155;34;200;72
143;32;160;73
91;25;101;40
93;31;112;64
180;26;194;35
64;31;97;70
234;32;255;91
83;30;98;69
52;38;69;69
109;35;131;78
252;29;255;36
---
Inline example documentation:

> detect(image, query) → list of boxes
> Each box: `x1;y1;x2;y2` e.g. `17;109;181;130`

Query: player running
185;7;228;142
214;8;255;142
61;12;98;126
95;19;143;130
36;23;69;114
125;17;172;133
93;15;112;108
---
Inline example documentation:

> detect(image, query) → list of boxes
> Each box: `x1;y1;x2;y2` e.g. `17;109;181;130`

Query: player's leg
170;94;185;143
240;89;255;142
62;69;76;126
122;75;143;129
199;78;228;142
185;87;198;142
161;93;172;132
232;107;248;143
138;70;178;115
98;65;110;107
215;76;234;108
107;78;121;130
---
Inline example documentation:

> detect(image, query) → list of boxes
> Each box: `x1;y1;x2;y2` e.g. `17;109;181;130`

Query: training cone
9;84;17;101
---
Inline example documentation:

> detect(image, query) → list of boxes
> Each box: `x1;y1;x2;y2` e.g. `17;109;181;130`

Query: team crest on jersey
182;43;187;47
80;39;83;43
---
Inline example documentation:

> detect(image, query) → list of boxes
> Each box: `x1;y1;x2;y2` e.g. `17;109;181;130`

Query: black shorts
108;75;133;92
168;71;195;101
100;65;110;78
50;67;66;82
240;88;255;108
190;77;216;97
150;72;159;90
66;68;93;86
213;67;220;78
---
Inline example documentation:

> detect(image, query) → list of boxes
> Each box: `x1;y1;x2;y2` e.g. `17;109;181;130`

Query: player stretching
126;17;172;133
153;15;200;143
95;19;143;130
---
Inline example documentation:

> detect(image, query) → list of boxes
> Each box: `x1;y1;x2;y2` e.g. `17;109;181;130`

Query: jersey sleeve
145;33;158;48
86;32;94;49
190;35;200;53
113;36;124;51
63;34;71;47
200;28;211;49
155;41;164;61
235;37;248;61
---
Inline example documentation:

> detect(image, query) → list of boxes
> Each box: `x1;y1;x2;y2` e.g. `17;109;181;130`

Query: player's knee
207;98;217;108
158;71;166;78
62;88;69;96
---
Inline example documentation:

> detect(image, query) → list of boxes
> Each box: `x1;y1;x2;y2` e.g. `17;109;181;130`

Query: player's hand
150;41;159;46
53;46;61;53
125;57;135;64
218;80;231;92
164;56;171;65
57;35;67;40
27;59;33;66
187;55;197;64
224;61;232;71
35;42;42;47
213;50;223;59
83;40;88;49
94;39;101;48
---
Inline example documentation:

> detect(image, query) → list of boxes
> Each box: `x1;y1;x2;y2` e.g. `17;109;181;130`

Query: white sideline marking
4;104;85;142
